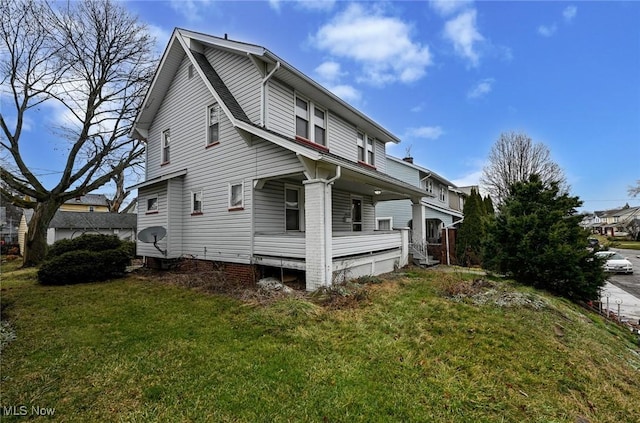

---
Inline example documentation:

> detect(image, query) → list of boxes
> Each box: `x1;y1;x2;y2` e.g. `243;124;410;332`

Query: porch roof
127;169;187;190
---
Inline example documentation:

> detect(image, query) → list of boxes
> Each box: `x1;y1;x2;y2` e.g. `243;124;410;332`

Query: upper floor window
357;132;375;165
421;178;433;194
89;206;95;212
207;103;220;146
161;129;170;164
295;97;309;139
295;95;326;146
439;186;446;202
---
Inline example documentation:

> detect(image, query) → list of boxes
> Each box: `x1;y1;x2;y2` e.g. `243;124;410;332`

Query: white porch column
411;202;426;246
304;179;333;291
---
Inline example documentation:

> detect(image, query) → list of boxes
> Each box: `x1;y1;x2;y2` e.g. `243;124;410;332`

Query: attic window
188;64;194;79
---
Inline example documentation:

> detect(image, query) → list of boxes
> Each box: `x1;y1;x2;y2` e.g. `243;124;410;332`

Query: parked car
594;251;633;274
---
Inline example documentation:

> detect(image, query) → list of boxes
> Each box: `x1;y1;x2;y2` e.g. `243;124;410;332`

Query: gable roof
23;210;136;230
131;28;400;146
64;193;109;207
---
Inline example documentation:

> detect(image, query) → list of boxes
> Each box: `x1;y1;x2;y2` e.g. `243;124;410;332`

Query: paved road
607;248;640;298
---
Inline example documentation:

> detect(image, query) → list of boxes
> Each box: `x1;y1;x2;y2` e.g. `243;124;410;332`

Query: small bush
46;234;123;259
1;243;20;255
119;240;137;258
39;234;130;285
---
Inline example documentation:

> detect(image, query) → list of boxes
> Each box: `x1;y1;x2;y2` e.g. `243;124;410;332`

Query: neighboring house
121;198;138;214
129;28;429;291
375;156;464;246
582;206;640;238
18;210;137;255
60;194;110;213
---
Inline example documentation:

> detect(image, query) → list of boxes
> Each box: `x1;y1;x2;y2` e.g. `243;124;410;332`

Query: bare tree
0;0;155;266
628;180;640;198
481;131;568;205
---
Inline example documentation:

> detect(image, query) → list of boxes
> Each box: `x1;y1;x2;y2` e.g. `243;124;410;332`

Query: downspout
260;61;280;127
444;218;463;266
325;166;340;284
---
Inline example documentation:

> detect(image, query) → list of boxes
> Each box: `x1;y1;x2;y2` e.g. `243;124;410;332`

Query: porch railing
253;230;402;260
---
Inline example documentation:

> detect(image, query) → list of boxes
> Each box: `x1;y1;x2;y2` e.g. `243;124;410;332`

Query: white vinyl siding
266;79;294;135
327;112;357;160
332;190;375;232
204;47;261;123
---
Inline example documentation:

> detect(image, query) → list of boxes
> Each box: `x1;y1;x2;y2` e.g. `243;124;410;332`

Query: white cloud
325;84;361;104
467;78;494;99
563;5;577;22
537;24;557;37
404;126;444;140
312;4;432;85
451;169;482;188
430;0;473;17
315;61;345;82
443;9;484;66
269;0;335;12
169;0;213;22
410;103;424;113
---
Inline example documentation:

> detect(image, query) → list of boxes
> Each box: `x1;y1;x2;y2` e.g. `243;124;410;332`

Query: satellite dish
138;226;167;256
138;226;166;243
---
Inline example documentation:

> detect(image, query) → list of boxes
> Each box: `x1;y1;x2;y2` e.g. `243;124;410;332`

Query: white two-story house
375;156;465;262
130;29;429;290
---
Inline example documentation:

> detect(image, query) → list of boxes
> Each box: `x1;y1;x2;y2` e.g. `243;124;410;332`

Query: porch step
413;256;440;267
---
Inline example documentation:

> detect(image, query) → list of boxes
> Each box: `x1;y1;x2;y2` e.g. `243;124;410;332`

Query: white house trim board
127;169;187;190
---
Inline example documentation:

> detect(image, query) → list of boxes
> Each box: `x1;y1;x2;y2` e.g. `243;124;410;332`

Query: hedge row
37;234;132;285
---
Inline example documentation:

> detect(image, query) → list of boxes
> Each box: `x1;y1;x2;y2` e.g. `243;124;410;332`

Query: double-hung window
439;186;446;202
207;103;220;146
295;97;309;140
313;108;326;146
357;132;375;165
285;187;302;231
192;190;203;214
296;96;326;146
161;129;170;163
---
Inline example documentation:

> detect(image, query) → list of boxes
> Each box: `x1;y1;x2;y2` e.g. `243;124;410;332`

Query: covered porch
252;158;427;290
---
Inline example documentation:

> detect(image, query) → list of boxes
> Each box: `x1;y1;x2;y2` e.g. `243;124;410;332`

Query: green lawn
1;262;639;422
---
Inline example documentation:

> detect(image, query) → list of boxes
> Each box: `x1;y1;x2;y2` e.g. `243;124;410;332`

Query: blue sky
6;0;640;212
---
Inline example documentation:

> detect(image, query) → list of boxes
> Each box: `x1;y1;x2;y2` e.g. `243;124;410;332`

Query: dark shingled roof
23;210;136;230
190;50;251;124
63;193;109;207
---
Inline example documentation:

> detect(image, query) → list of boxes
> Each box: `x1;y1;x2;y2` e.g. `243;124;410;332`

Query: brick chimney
403;156;414;164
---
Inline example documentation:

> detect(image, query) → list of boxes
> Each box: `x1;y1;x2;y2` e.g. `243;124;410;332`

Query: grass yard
1;261;640;422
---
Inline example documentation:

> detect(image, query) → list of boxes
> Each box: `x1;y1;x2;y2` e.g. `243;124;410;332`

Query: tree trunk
23;200;62;267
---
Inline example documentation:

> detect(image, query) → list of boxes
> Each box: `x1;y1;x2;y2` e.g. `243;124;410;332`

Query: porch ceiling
331;167;419;201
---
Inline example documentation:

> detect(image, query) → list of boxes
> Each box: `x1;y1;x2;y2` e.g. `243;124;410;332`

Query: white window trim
191;190;203;214
376;217;393;231
439;186;446;202
146;194;159;213
228;182;244;210
206;103;220;147
284;184;304;231
161;129;170;164
294;94;327;147
357;131;375;165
